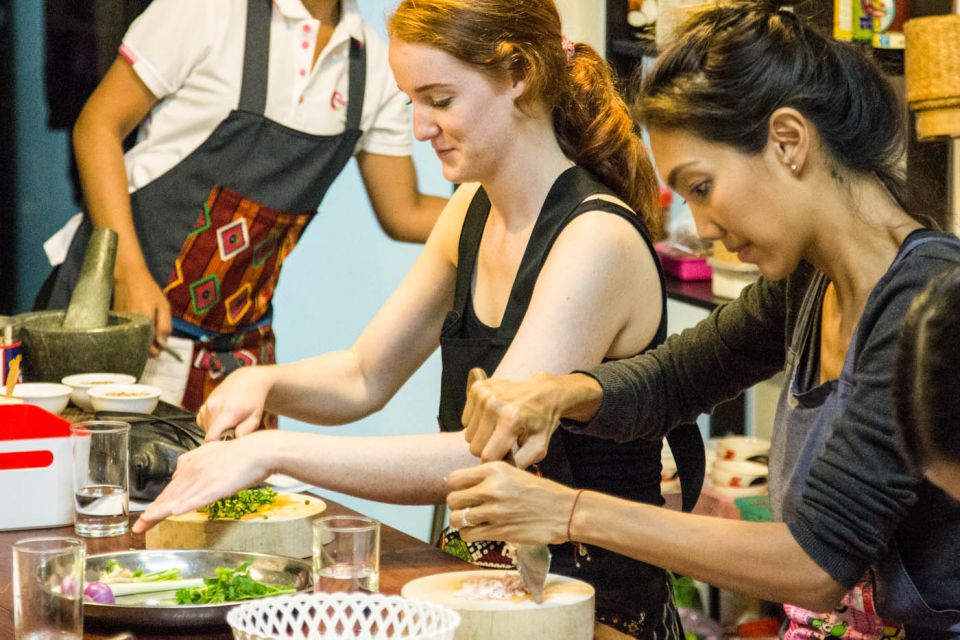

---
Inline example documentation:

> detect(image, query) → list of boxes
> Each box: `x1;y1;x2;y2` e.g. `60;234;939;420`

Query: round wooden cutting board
145;492;326;558
402;569;594;640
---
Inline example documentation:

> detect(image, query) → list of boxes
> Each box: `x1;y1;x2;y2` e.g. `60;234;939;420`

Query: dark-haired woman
134;0;691;634
895;265;960;503
449;2;960;636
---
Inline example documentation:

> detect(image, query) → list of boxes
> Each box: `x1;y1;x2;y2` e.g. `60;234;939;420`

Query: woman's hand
446;461;576;546
131;433;276;533
113;268;172;355
461;369;567;468
198;367;274;441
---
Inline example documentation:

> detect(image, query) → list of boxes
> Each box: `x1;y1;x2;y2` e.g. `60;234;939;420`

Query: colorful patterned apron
770;233;960;638
47;0;367;412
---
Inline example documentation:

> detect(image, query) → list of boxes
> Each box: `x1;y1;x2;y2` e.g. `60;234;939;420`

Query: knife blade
504;448;551;604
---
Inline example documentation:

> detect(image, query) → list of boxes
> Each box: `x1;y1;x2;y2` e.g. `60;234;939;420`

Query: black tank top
437;166;684;624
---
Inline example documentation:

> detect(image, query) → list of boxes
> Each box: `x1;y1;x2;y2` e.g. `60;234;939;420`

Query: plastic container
655;242;713;281
0;405;75;529
0;316;23;388
709;241;760;299
733;495;773;522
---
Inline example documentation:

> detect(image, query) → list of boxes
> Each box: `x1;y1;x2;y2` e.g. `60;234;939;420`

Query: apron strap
239;0;272;115
498;169;622;337
344;38;366;132
667;424;705;512
450;188;493;318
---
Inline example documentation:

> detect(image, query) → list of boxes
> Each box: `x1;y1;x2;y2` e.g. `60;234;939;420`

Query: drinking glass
71;420;130;537
313;515;380;593
12;536;85;640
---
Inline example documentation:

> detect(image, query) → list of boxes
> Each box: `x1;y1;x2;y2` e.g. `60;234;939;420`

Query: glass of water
313;515;380;593
12;536;85;639
71;420;130;537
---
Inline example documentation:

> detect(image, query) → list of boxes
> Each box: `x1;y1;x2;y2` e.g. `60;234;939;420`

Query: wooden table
0;498;473;639
3;500;627;639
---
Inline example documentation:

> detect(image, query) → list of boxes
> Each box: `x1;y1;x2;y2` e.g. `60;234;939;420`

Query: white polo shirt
119;0;412;192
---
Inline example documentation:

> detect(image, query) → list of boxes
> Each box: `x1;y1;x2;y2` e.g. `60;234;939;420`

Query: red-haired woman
134;1;700;635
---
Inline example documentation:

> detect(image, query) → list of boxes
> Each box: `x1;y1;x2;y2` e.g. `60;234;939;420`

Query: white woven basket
226;592;461;640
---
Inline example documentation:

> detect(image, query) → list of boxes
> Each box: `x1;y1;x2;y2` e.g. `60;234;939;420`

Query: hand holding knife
466;368;551;603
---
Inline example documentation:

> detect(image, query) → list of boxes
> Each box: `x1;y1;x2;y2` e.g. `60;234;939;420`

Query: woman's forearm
569;491;847;611
261;347;416;426
271;430;478;504
555;373;604;423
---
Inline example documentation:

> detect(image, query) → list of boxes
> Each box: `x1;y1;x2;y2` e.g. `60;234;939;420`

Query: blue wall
13;0;447;541
12;0;78;311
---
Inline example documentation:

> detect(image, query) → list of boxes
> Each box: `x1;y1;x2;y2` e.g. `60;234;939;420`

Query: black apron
45;0;367;411
438;167;700;638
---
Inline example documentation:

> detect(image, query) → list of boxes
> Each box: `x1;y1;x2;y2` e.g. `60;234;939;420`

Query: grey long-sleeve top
568;231;960;609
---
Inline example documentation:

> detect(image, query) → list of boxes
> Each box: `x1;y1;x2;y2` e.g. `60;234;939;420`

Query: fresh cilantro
198;487;278;520
174;561;295;605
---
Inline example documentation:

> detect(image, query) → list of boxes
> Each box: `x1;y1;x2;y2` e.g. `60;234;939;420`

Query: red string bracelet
566;489;590;568
566;489;586;542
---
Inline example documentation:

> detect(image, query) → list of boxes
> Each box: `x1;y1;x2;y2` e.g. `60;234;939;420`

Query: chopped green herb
304;499;310;505
174;561;295;605
198;487;278;520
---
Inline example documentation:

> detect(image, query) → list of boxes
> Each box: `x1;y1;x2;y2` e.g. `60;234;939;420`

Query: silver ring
461;507;474;528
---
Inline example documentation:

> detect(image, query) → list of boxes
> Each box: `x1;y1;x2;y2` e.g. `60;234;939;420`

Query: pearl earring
790;163;798;173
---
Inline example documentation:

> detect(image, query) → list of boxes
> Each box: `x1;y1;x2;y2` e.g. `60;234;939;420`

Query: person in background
131;0;706;634
43;0;152;206
43;0;447;412
894;265;960;503
447;1;960;637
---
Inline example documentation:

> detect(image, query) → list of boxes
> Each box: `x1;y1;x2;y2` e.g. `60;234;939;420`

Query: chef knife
503;448;551;604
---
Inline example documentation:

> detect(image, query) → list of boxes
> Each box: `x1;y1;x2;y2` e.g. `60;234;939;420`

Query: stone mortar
17;310;152;382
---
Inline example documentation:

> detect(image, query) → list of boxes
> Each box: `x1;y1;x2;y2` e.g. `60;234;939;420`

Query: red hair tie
561;35;575;60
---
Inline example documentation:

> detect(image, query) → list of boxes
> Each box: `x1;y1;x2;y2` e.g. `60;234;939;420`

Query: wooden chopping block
401;570;594;640
145;493;326;558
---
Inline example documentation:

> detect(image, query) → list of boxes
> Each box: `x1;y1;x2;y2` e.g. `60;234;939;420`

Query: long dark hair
388;0;660;230
894;266;960;469
637;1;929;226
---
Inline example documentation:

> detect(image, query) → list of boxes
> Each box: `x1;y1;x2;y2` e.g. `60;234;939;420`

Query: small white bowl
61;373;138;411
11;383;72;415
710;459;769;489
88;383;162;414
715;436;771;464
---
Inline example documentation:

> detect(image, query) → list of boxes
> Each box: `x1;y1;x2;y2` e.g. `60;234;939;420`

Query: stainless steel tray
84;549;312;629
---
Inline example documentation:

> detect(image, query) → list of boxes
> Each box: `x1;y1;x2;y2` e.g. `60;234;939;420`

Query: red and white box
0;405;74;530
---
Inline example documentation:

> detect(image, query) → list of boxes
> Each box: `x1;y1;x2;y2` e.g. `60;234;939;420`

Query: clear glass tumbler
12;536;85;639
71;420;130;537
313;515;381;593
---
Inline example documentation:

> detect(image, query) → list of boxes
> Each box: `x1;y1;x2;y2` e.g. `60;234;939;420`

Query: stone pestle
62;227;118;330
